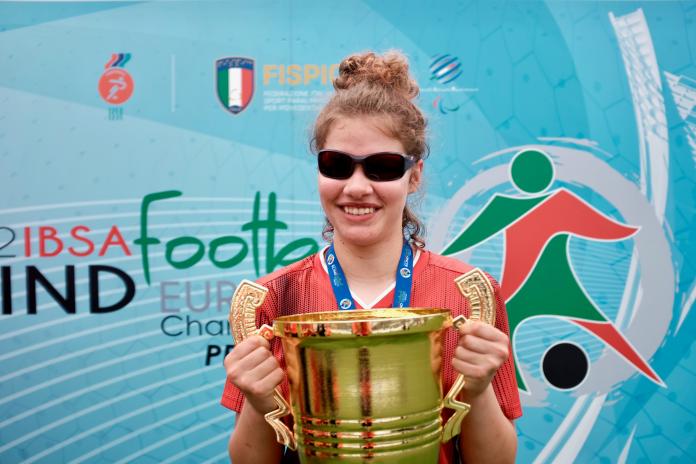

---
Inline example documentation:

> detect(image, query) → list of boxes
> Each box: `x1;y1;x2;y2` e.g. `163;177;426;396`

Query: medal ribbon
326;241;413;310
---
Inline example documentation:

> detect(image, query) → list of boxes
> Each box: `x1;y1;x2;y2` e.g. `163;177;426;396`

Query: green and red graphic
443;149;665;392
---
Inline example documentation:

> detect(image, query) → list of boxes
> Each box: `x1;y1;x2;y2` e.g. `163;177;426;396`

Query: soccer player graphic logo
442;149;665;393
98;53;134;105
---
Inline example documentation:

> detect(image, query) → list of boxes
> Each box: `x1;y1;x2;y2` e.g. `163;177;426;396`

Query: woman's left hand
451;320;510;398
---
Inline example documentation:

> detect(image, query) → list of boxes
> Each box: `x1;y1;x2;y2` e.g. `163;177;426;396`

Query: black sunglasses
317;150;416;182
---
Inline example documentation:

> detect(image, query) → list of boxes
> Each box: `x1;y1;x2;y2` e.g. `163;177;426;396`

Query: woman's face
319;116;423;249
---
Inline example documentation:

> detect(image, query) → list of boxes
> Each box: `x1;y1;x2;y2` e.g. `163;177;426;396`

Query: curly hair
311;50;429;248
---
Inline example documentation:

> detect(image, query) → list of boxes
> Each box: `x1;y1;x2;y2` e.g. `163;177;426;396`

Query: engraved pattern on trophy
454;268;497;326
230;279;268;345
229;279;297;450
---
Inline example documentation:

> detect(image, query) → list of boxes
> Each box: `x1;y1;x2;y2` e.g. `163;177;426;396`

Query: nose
343;165;374;197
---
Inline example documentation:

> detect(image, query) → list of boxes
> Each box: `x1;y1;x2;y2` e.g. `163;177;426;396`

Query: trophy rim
272;307;452;338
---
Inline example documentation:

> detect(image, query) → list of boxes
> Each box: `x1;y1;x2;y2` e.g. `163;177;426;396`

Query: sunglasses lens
364;153;406;181
318;151;411;181
318;151;354;179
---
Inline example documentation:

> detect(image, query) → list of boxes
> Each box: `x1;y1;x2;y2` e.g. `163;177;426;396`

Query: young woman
222;51;521;463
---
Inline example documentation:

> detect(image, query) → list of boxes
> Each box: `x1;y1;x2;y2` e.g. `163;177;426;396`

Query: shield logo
216;57;254;114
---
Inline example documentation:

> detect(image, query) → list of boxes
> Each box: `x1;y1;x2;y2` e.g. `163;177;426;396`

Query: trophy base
300;441;439;464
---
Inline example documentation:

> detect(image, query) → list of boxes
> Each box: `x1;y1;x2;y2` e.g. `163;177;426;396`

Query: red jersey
221;249;522;463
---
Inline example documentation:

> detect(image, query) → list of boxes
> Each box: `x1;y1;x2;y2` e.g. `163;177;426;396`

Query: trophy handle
441;315;472;443
229;280;297;450
441;268;497;443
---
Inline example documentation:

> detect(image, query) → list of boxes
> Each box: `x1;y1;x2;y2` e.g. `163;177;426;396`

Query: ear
408;159;424;193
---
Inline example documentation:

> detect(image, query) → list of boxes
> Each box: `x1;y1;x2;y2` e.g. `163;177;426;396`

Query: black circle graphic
542;343;589;389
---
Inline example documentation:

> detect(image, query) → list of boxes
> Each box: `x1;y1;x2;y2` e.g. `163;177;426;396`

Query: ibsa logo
433;145;671;398
98;53;134;120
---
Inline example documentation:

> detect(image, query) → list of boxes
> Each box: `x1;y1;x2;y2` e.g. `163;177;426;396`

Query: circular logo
339;298;352;310
429;54;462;84
98;68;134;105
326;254;335;265
399;268;411;278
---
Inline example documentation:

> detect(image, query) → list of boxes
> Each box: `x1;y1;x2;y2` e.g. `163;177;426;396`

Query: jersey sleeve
220;285;278;413
488;274;523;420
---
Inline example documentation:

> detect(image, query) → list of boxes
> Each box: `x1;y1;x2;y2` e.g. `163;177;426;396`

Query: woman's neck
332;233;406;296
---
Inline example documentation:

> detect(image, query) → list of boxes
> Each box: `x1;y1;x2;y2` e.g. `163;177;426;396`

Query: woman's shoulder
256;252;320;288
254;252;330;316
421;250;476;275
421;250;501;290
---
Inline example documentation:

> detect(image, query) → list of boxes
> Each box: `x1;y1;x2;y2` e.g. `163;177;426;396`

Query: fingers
231;335;270;358
234;344;275;372
451;347;501;397
456;320;508;356
244;359;284;398
225;336;283;400
457;335;509;359
451;357;489;381
224;335;269;368
451;320;509;397
457;320;507;343
261;363;285;388
454;345;506;372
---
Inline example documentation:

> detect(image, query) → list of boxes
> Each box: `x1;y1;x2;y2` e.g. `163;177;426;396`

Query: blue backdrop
1;1;695;462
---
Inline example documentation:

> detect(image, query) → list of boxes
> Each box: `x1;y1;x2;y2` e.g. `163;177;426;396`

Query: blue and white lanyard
325;241;413;310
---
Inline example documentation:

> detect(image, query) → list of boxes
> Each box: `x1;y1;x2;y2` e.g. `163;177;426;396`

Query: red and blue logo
98;53;134;105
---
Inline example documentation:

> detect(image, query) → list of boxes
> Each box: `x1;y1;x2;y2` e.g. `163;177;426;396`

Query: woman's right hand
224;335;284;414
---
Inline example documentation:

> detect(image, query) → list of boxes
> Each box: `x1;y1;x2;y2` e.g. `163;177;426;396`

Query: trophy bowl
269;308;463;463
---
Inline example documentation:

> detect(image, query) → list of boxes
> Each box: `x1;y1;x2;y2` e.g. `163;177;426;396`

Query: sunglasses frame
317;149;416;182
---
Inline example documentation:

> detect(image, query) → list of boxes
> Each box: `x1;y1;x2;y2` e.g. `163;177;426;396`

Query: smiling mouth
342;206;376;216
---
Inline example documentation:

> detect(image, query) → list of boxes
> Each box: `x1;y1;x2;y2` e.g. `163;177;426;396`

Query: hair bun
334;50;419;99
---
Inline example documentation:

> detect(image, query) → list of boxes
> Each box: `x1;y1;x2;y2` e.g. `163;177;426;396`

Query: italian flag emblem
216;57;254;115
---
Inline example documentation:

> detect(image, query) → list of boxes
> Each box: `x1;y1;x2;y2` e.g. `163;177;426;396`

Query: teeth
343;206;375;216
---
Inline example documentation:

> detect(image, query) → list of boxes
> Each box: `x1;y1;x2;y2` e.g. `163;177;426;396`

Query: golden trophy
229;268;496;463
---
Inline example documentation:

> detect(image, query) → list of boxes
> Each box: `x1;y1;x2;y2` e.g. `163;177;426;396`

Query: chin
335;225;400;249
333;226;377;246
339;233;379;248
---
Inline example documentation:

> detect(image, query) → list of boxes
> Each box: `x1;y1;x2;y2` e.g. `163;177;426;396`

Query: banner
1;2;694;462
